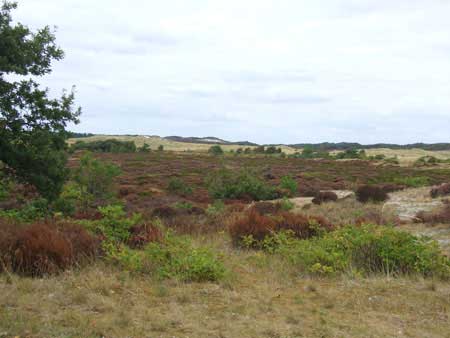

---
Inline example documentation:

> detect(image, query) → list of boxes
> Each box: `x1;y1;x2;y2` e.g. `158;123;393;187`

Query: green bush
138;143;151;153
206;167;278;201
167;178;193;195
51;182;81;216
97;204;141;243
107;232;226;282
70;139;137;153
208;145;224;156
277;224;450;278
72;153;121;210
392;176;429;188
206;200;225;215
173;201;193;210
279;175;298;195
0;198;49;222
280;197;294;211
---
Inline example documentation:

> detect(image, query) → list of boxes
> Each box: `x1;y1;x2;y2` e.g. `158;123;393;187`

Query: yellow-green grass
68;135;297;154
365;148;450;165
68;136;450;164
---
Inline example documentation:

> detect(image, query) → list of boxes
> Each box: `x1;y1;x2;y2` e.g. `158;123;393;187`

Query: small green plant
138;143;151;152
280;197;294;211
279;175;298;195
97;204;142;243
206;200;225;215
107;231;226;282
206;167;278;201
158;145;164;152
167;178;193;195
392;176;429;188
72;152;121;211
277;224;450;278
208;145;224;156
0;198;49;222
174;201;193;210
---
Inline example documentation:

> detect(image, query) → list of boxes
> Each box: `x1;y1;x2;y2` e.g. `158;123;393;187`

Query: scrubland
1;150;450;338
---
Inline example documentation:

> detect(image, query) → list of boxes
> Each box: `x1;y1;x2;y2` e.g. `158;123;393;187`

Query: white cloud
11;0;450;144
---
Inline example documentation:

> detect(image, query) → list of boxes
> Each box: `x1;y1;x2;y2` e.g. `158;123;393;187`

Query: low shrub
356;185;388;203
8;223;73;276
70;139;137;153
312;191;338;205
416;203;450;224
229;209;334;248
0;198;49;222
278;224;450;278
229;209;276;247
107;232;226;282
208;145;224;156
274;212;334;239
167;178;193;196
128;223;163;249
72;153;121;211
206;200;226;215
250;201;281;215
96;204;141;243
206;167;278;201
392;176;430;188
431;183;450;198
152;206;178;218
280;197;295;211
60;223;100;263
279;175;298;196
0;222;96;277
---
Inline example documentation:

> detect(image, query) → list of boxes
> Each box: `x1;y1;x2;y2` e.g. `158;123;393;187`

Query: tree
208;145;223;156
0;2;80;200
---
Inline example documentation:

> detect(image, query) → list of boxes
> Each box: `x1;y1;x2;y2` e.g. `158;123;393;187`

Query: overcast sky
13;0;450;144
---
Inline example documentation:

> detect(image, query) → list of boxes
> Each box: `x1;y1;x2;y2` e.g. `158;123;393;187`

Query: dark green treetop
0;1;81;200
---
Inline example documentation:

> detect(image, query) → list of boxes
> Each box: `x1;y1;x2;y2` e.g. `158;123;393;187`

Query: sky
12;0;450;144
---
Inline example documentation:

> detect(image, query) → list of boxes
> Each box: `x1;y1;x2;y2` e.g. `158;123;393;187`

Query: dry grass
68;135;297;154
365;148;450;165
1;243;450;338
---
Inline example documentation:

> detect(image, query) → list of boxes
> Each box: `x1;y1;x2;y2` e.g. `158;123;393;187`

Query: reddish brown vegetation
152;206;178;218
9;224;73;277
0;222;99;277
128;223;163;248
416;202;450;224
250;201;281;215
229;209;334;247
274;212;334;238
312;191;338;205
229;209;276;246
431;183;450;198
356;185;389;203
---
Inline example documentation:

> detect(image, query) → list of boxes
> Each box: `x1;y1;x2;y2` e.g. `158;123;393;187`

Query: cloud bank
13;0;450;144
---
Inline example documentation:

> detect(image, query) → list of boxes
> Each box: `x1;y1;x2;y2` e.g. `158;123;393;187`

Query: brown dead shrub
250;201;281;215
59;223;100;262
151;206;178;218
228;209;334;247
274;212;334;239
9;223;73;277
0;220;99;276
128;223;163;249
416;203;450;224
431;183;450;199
229;209;276;246
356;185;388;203
312;191;338;205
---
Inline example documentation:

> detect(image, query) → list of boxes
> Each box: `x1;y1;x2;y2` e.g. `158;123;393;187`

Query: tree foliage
0;1;80;200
